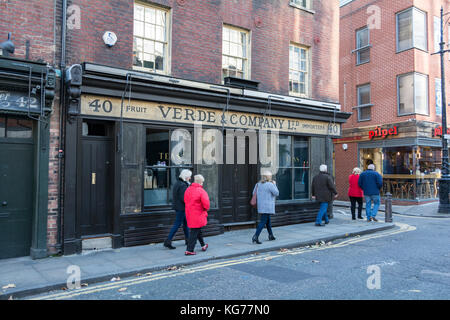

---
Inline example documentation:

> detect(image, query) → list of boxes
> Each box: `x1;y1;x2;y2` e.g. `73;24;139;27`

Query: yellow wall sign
80;94;340;136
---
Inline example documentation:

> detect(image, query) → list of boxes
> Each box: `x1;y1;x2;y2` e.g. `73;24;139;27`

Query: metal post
438;7;450;213
385;192;393;223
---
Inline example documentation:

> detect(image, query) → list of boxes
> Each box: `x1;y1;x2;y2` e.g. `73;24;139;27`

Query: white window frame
396;7;428;53
397;72;429;116
289;0;314;13
133;2;171;74
222;25;250;81
289;44;310;98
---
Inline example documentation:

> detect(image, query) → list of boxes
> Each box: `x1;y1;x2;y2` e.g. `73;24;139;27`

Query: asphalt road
25;209;450;301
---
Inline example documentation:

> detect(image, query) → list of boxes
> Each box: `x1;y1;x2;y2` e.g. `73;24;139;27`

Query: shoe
315;223;324;227
268;234;276;241
185;251;196;255
368;218;373;222
325;221;329;225
252;235;262;244
201;244;208;251
358;216;363;219
372;217;378;222
352;218;356;220
164;240;176;250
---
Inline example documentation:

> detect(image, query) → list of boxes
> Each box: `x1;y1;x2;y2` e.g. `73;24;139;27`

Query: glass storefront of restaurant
359;144;442;200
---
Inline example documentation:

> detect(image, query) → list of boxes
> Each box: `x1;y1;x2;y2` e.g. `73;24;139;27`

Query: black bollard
385;192;393;223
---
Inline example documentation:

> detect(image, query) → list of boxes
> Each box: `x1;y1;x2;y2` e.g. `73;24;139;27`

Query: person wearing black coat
164;169;192;249
311;164;338;226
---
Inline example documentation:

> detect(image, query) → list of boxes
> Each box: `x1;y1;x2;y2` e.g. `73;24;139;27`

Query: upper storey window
133;3;170;74
290;0;313;12
355;27;370;64
222;25;250;80
289;44;310;97
396;7;427;52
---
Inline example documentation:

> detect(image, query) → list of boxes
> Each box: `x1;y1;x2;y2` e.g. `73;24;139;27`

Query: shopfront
62;63;350;255
0;56;55;259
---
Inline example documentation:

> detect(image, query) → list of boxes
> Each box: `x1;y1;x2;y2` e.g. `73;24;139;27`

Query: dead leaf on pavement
118;287;127;292
167;266;177;271
110;277;121;282
145;272;152;276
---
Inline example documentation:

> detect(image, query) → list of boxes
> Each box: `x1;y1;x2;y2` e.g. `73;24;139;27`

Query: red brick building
336;0;450;204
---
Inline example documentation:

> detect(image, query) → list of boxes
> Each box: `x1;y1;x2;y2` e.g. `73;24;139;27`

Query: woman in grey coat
252;171;279;244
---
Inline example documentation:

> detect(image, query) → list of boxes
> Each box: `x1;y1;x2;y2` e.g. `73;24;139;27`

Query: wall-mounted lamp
0;32;15;56
342;144;348;151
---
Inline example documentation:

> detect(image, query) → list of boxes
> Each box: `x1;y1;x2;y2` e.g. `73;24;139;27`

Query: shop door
0;141;34;259
221;132;256;224
80;122;113;236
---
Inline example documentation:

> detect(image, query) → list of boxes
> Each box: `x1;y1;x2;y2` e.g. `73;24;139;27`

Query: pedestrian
184;174;210;255
163;169;192;250
348;167;364;220
251;171;279;244
311;164;338;226
358;164;383;222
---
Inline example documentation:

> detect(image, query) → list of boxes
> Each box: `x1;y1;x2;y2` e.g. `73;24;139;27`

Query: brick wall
65;0;340;102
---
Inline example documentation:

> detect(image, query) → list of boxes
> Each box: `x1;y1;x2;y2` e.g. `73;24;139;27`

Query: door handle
91;172;96;185
1;201;7;206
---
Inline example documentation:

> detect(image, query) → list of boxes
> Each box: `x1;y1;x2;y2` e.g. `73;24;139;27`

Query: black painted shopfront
0;56;55;259
62;63;350;255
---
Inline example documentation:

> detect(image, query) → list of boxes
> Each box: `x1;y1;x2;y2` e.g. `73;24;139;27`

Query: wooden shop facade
62;62;351;255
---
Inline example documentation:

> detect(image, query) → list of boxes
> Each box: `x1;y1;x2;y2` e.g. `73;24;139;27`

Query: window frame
222;24;251;81
355;83;372;122
354;26;371;65
396;7;428;53
133;1;171;75
289;0;315;13
397;72;429;116
289;43;311;98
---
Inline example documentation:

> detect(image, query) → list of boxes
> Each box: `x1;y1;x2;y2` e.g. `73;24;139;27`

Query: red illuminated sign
369;126;398;140
433;126;450;137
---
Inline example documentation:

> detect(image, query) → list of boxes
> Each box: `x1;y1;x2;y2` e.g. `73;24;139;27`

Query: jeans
186;228;205;252
316;202;329;225
349;196;363;218
365;195;380;220
254;214;273;238
167;210;189;241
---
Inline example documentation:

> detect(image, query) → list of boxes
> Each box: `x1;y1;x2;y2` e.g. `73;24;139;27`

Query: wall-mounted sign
0;90;41;113
80;94;341;136
369;126;398;140
433;126;450;137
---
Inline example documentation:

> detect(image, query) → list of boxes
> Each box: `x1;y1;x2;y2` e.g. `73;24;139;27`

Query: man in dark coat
311;164;338;226
163;169;192;249
358;164;383;222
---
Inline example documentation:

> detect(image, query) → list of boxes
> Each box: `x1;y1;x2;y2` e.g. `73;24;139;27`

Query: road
25;209;450;301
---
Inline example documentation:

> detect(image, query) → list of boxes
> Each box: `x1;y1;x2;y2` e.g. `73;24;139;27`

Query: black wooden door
0;141;34;259
221;133;255;224
80;137;113;236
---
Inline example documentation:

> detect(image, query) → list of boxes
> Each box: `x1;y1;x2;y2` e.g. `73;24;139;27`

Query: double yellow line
31;222;415;300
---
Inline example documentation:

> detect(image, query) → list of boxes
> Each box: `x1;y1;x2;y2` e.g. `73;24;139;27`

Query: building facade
336;0;450;205
1;0;349;258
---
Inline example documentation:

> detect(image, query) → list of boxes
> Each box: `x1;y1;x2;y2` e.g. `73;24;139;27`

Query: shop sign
368;126;398;140
0;90;41;113
432;126;450;137
80;94;341;136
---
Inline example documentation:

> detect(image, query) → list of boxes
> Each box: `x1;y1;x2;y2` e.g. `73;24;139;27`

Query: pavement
333;199;450;218
0;213;397;300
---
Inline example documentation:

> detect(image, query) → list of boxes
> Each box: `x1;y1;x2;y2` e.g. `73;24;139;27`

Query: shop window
416;147;442;175
276;136;310;200
222;25;250;80
383;147;414;175
82;121;107;137
133;2;169;74
0;116;32;139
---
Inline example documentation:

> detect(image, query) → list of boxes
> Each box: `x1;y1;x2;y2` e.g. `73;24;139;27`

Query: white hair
368;164;375;170
194;174;205;184
320;164;327;172
352;167;362;175
179;169;192;181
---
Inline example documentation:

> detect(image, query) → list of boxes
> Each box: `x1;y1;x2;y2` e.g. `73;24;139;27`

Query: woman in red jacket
184;174;210;255
348;167;364;220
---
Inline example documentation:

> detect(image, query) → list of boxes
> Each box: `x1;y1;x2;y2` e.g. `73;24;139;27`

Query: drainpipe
56;0;68;253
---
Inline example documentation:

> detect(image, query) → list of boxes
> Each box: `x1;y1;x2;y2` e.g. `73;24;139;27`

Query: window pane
358;47;370;64
134;20;144;37
413;9;427;50
146;129;169;166
170;129;192;165
398;74;414;114
358;85;370;105
397;10;413;51
145;7;155;24
414;74;428;114
279;135;292;167
144;167;168;206
7;118;32;138
294;168;309;199
293;137;308;167
0;117;5;137
383;147;413;174
276;168;292;200
358;106;371;121
134;5;144;21
198;164;219;209
357;28;369;48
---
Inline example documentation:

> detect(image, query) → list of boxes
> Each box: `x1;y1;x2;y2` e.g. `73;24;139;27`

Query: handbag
250;183;258;208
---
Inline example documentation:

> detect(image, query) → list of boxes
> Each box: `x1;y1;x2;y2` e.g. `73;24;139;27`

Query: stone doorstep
81;237;112;252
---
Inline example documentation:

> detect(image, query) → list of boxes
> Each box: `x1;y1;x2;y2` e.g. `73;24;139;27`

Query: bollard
385;192;393;222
